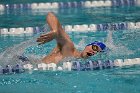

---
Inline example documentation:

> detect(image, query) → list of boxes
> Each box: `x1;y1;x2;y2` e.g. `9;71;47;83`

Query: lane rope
0;22;140;35
0;57;140;74
0;0;139;11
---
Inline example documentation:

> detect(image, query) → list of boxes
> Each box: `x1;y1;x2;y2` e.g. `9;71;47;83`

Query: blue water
0;2;140;93
0;67;140;93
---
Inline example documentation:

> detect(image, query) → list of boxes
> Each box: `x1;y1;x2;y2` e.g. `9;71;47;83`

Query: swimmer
36;12;106;64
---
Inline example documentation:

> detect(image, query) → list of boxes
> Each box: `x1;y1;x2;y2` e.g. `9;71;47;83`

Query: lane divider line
0;22;140;35
0;57;140;74
0;0;139;11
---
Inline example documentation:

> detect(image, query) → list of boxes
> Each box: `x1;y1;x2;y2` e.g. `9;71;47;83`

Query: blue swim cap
87;41;106;51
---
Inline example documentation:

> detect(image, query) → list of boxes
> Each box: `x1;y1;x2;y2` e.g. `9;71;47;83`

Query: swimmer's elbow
46;12;56;21
47;12;54;17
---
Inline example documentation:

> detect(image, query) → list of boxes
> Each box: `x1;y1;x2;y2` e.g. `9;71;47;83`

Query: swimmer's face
81;45;101;58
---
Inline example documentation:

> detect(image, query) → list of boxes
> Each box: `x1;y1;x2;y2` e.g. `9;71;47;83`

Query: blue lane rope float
0;58;140;74
0;0;139;11
112;0;136;6
0;64;25;74
0;22;140;35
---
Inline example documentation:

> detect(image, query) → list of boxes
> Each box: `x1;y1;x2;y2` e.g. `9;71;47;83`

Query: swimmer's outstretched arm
37;12;73;46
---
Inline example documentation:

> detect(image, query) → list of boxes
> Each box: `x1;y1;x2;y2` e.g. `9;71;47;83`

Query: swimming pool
0;0;140;93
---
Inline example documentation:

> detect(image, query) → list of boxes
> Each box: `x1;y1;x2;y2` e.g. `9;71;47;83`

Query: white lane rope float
0;22;140;35
0;0;139;11
0;57;140;74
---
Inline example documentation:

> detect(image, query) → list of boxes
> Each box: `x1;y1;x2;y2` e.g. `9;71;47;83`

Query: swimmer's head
81;41;106;58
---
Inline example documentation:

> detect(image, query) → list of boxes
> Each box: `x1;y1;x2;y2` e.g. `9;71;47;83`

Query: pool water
0;68;140;93
0;1;140;93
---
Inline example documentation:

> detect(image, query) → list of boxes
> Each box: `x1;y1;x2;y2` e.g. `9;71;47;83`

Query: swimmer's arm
37;12;73;46
42;46;62;64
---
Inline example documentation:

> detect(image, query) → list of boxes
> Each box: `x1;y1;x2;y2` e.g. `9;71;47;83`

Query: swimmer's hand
36;31;56;45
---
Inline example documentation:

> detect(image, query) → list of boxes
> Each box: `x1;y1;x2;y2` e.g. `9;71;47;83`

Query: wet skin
36;12;100;64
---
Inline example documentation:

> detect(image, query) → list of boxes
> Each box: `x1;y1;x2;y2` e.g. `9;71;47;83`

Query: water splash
0;38;38;66
0;24;49;66
105;30;133;57
105;29;116;49
75;38;86;50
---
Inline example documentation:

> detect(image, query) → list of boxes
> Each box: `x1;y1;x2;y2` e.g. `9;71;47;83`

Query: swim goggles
92;45;100;52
